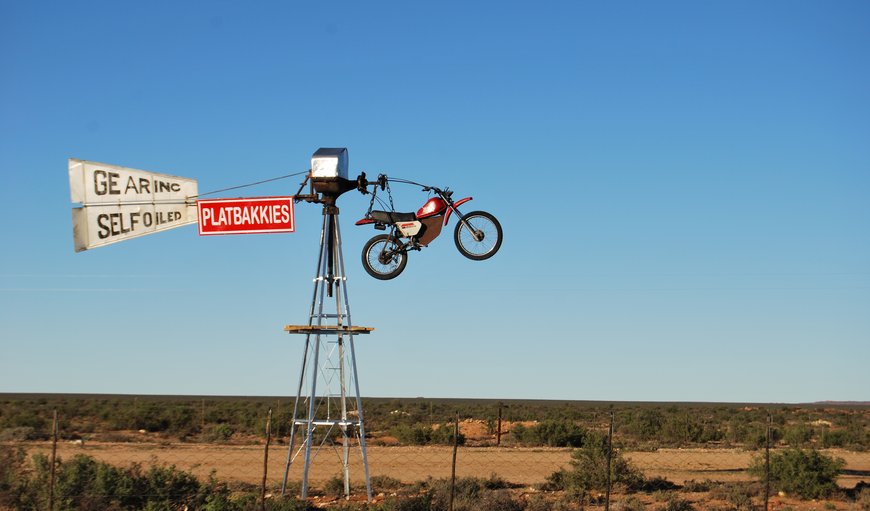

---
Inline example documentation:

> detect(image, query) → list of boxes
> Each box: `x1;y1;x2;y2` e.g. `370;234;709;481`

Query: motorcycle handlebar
421;185;454;200
371;176;453;197
427;186;451;197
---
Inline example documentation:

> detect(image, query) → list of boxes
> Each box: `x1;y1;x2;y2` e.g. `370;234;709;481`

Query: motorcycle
354;175;502;280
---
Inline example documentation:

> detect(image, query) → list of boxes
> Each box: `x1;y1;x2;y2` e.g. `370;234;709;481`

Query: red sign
197;197;295;235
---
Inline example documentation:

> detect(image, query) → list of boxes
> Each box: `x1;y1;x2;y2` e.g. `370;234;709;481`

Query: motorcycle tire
362;234;408;280
454;210;502;261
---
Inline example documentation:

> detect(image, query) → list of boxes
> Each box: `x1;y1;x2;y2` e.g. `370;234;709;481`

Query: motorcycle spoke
459;219;496;254
362;235;407;279
454;211;502;261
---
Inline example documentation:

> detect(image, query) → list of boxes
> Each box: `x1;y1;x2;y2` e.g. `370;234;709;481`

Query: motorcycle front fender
443;197;473;226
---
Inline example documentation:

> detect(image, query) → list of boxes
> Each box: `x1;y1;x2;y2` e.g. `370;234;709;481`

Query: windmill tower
280;148;372;501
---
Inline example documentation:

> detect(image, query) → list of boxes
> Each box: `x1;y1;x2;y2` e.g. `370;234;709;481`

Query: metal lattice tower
281;206;372;501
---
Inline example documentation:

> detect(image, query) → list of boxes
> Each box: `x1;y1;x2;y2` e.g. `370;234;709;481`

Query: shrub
480;473;513;490
378;494;431;511
724;484;755;511
614;496;646;511
430;422;465;446
390;421;465;446
819;428;846;448
390;423;433;445
0;427;40;441
262;496;317;511
330;502;368;511
749;448;845;499
660;414;725;446
508;423;527;443
680;479;713;493
544;432;644;496
515;420;586;447
427;477;522;511
523;494;552;511
783;425;814;447
743;424;769;450
51;454;237;510
468;490;524;511
855;486;870;511
1;410;47;433
371;474;403;492
208;423;235;442
138;463;202;502
707;481;762;506
817;427;864;449
2;450;309;511
324;474;348;497
621;409;664;441
0;446;32;509
430;476;484;503
662;493;695;511
639;476;679;492
131;407;171;433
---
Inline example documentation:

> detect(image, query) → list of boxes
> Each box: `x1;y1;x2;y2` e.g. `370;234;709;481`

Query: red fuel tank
416;197;447;219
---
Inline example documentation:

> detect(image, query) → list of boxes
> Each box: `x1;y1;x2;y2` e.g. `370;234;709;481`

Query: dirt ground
19;441;868;490
10;440;868;511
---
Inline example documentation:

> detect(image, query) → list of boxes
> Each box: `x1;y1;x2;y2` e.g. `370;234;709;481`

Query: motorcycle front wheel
362;234;408;280
454;211;503;260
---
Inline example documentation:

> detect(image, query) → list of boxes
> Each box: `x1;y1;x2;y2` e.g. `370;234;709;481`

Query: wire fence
1;398;868;510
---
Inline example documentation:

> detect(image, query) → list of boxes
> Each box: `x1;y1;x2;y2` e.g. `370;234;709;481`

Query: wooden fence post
49;409;58;511
261;408;272;511
496;403;503;446
765;414;771;511
449;414;459;511
605;409;614;511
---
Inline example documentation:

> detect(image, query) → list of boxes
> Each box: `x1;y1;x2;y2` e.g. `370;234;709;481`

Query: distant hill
811;401;870;406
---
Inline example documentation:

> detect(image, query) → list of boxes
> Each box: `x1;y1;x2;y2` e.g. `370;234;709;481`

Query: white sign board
69;159;198;252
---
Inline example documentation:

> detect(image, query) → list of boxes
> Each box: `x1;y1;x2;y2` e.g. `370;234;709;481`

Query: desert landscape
2;395;868;510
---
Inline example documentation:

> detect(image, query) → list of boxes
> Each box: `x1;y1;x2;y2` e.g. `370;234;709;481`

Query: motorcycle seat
369;210;417;223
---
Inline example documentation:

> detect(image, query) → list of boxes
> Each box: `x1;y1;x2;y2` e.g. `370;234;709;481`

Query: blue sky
1;1;868;402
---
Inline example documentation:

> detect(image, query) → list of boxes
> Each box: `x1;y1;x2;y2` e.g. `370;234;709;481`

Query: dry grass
17;441;868;490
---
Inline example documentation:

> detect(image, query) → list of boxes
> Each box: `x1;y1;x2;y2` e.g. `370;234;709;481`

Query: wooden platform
283;325;373;335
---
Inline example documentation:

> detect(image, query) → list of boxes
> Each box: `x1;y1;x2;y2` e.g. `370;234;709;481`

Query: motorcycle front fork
450;208;484;242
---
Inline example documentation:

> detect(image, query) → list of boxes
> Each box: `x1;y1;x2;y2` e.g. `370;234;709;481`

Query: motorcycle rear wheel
454;210;502;260
362;234;408;280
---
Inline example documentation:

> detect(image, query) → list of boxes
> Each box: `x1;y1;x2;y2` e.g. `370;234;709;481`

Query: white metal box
310;148;349;180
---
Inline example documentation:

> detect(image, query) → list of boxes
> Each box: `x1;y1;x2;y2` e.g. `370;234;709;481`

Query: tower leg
280;337;308;494
334;218;373;501
300;333;321;499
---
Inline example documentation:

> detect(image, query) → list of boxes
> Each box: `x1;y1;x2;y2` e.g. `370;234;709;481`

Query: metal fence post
48;409;57;511
605;409;613;511
449;414;459;511
261;408;272;511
